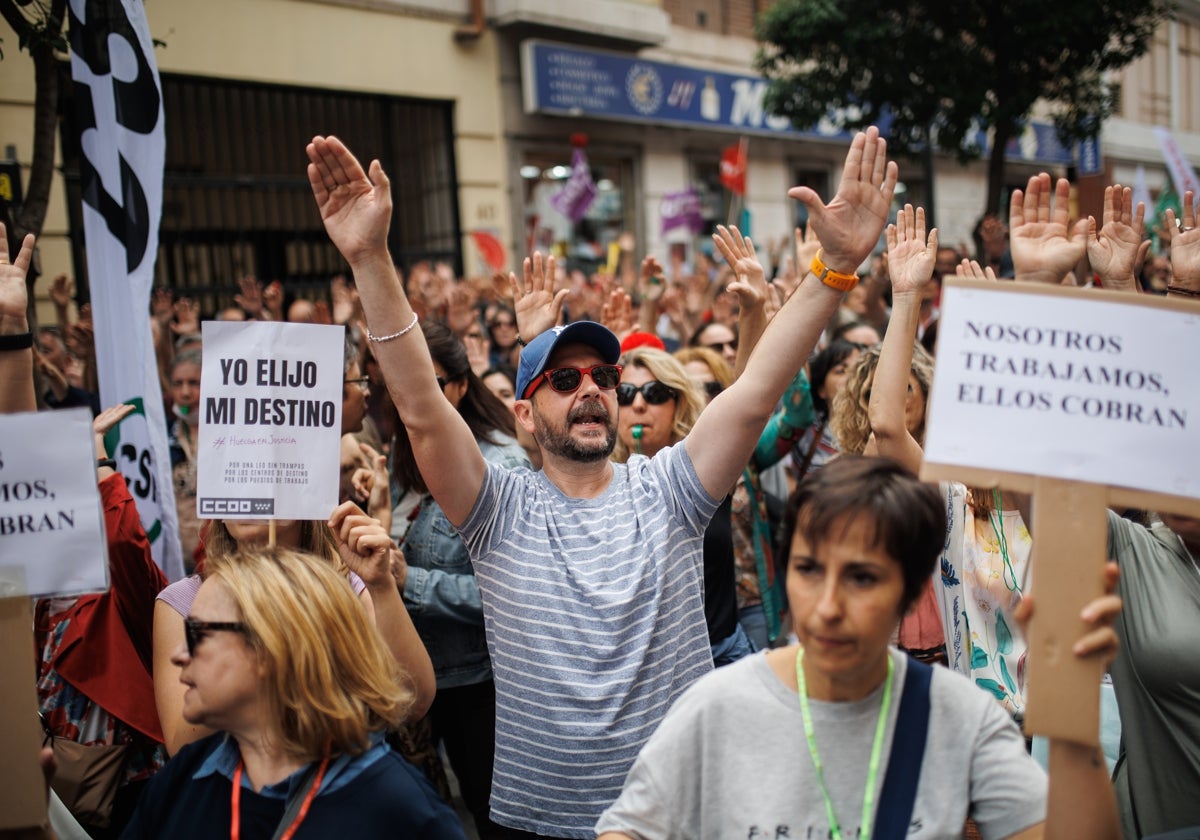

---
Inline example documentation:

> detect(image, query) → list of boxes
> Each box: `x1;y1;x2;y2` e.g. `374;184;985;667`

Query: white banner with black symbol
69;0;181;580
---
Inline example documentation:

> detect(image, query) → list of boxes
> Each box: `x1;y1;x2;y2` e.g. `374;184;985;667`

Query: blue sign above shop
520;40;1102;171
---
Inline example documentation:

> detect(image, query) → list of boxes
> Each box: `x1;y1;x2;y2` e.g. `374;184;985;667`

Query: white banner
1153;127;1200;206
197;322;344;521
924;280;1200;499
68;0;180;580
0;410;108;598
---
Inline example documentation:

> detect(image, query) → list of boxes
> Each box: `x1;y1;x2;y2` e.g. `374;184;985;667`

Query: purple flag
661;187;705;235
550;148;597;223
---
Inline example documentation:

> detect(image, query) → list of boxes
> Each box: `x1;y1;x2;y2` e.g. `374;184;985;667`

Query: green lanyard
795;647;894;840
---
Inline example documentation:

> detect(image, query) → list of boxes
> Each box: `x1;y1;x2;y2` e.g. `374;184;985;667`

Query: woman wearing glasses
126;548;464;839
153;502;435;756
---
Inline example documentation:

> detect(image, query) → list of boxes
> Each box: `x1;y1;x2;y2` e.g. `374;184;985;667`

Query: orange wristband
810;250;860;292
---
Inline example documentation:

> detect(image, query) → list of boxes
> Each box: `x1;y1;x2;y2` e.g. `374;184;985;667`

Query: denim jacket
398;434;529;689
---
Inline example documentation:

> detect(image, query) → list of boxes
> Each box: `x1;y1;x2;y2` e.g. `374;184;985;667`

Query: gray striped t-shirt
458;442;719;837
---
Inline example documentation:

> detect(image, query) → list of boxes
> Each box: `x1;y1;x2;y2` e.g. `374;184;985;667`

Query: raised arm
0;224;36;414
307;136;484;526
712;224;771;380
868;205;936;474
685;128;897;499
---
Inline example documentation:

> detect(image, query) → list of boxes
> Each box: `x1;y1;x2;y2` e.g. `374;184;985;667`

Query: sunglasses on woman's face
184;618;249;657
526;364;623;399
616;381;678;406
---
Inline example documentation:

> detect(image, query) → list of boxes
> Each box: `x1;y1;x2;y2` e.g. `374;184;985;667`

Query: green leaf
996;611;1013;655
971;644;989;670
999;657;1017;694
975;678;1007;699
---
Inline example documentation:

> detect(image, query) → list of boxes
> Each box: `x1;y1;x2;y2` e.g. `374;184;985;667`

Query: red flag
720;139;747;195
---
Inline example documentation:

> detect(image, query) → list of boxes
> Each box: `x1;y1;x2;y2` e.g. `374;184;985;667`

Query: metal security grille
61;73;461;315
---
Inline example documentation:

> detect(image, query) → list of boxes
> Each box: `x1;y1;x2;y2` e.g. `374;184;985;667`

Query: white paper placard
0;409;109;598
197;322;344;520
924;280;1200;499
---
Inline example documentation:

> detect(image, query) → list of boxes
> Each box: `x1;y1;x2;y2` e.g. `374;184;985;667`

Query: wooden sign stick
0;595;51;829
1022;476;1109;746
268;519;276;548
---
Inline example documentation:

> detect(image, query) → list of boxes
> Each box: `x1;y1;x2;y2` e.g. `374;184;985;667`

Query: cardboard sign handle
268;519;276;548
1022;478;1108;746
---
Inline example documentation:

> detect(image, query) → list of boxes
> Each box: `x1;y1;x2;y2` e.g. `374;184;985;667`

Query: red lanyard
231;754;330;840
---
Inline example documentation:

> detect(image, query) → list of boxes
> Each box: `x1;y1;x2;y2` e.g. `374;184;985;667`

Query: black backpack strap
873;656;933;840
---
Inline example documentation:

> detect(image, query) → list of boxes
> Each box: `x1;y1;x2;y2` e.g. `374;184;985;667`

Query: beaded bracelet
366;312;419;343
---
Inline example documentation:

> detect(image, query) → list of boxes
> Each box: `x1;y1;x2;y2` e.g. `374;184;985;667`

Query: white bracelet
366;312;419;343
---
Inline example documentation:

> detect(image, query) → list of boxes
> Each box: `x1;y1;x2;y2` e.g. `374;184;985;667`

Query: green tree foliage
756;0;1175;218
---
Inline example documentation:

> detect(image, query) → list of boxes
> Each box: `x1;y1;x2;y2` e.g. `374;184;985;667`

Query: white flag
69;0;182;580
1131;165;1152;219
1153;127;1200;208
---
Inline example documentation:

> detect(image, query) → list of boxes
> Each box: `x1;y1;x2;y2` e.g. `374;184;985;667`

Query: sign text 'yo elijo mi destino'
197;321;344;521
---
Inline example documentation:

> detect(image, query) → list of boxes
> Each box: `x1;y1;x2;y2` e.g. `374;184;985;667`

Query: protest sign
197;322;344;521
0;408;109;598
922;279;1200;744
924;279;1200;510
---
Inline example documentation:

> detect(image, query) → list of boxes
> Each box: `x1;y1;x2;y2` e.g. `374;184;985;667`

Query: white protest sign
924;279;1200;505
197;322;344;520
0;409;108;598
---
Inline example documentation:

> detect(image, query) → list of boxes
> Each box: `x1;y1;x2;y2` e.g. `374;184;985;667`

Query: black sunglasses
525;364;623;399
184;618;249;657
616;381;678;406
702;339;738;353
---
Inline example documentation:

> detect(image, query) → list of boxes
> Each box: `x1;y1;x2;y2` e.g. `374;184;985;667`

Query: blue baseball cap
516;322;622;400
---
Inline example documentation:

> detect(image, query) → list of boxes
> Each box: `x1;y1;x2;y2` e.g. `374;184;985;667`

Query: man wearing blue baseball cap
308;127;897;839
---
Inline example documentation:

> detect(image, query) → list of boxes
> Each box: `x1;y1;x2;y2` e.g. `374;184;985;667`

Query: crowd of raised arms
1;125;1198;840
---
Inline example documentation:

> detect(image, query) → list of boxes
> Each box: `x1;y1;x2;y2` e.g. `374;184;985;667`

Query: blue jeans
710;622;756;668
738;605;770;652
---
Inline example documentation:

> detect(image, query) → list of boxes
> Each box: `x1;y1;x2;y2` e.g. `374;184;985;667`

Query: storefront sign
521;40;1100;167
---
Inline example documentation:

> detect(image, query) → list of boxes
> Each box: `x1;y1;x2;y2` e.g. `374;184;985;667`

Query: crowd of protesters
2;124;1198;840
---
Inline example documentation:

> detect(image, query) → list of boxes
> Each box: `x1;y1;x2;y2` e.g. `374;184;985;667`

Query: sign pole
1023;477;1109;745
0;593;50;829
268;519;276;548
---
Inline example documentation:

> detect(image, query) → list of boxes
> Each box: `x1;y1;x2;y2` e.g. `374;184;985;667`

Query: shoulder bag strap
872;656;933;840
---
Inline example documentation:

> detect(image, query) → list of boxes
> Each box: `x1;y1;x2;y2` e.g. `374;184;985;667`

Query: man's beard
531;397;616;463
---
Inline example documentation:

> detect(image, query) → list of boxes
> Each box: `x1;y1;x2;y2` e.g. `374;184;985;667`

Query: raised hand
50;273;74;311
955;258;998;283
352;442;393;527
1086;184;1148;293
511;251;567;341
234;275;265;317
307;135;392;265
1164;190;1200;293
34;348;69;401
151;287;174;325
885;205;938;297
794;224;822;276
788;127;898;274
600;287;634;340
330;274;359;325
171;298;200;336
638;256;666;304
0;222;34;334
712;224;770;312
328;500;396;590
262;280;284;320
1009;173;1088;284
